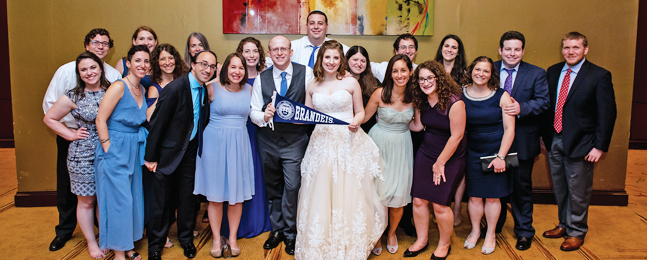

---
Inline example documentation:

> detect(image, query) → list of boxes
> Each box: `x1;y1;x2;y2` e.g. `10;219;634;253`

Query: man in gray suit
250;35;314;255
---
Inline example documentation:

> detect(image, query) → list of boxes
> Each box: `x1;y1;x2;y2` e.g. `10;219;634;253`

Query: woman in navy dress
407;60;466;259
194;53;254;258
44;52;110;259
462;56;515;255
95;45;150;260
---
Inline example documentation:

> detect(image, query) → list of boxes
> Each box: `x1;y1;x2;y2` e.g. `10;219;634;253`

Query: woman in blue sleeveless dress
363;54;415;255
462;56;515;255
95;45;150;260
115;26;157;90
194;53;254;258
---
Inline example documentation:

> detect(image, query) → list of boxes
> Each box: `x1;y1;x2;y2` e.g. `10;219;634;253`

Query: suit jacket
494;61;550;160
144;72;210;175
542;59;616;158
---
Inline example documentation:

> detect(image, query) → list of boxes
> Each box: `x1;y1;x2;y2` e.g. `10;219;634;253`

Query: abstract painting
223;0;434;36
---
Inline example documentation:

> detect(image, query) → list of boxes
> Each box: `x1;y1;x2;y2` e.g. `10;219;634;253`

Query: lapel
549;62;563;95
564;60;590;104
183;73;195;118
510;61;526;97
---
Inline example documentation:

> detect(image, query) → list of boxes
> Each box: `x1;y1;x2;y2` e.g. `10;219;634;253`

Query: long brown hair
235;37;266;72
150;44;188;84
412;60;461;111
71;51;110;102
346;45;378;97
313;40;347;82
463;56;499;91
381;54;413;104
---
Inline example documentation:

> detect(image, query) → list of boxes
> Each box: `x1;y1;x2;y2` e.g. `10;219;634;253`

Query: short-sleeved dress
463;88;512;198
66;89;105;196
194;83;255;204
411;95;466;206
368;107;414;207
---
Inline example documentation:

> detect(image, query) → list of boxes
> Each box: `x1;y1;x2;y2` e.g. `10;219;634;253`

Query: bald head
269;36;291;50
268;36;293;70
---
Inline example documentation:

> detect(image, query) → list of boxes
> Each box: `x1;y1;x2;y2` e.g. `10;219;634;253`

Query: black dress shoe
148;251;162;260
403;243;428;257
263;231;285;250
181;242;197;258
285;238;296;255
430;245;451;260
49;236;71;251
480;227;502;239
515;236;532;250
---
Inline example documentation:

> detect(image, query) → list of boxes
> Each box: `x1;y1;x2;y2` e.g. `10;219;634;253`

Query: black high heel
430;245;451;260
403;243;428;257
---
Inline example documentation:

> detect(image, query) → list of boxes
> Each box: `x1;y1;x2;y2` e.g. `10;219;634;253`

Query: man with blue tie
251;36;314;255
290;10;350;68
491;31;550;251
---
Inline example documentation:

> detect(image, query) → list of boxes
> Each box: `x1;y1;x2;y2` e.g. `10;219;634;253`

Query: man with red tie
541;32;616;251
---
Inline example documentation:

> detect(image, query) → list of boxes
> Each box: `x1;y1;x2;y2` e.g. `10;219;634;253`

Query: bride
295;40;387;260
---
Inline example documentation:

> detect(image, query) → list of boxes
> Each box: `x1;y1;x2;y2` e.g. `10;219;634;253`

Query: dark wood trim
629;141;647;150
532;189;628;206
0;139;14;148
14;191;57;207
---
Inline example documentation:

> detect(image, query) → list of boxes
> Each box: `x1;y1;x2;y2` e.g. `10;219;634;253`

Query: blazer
144;72;210;175
494;61;550;160
542;59;616;158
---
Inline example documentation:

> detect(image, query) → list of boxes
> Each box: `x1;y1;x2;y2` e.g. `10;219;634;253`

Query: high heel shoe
210;238;222;258
371;246;382;256
386;235;398;254
430;246;451;260
464;233;478;249
403;243;428;257
482;245;495;255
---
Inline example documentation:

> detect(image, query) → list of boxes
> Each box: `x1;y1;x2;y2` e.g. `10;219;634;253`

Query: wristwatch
495;153;505;160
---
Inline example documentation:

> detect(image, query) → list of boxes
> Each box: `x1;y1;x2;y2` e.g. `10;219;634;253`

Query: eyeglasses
197;61;217;70
91;40;110;47
399;45;416;51
418;76;436;83
270;47;290;54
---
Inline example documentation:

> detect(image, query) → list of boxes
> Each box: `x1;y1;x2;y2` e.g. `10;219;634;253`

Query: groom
250;35;314;255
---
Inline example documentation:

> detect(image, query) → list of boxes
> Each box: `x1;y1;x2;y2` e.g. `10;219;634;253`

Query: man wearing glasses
42;28;121;252
371;33;419;82
250;35;314;255
145;50;217;260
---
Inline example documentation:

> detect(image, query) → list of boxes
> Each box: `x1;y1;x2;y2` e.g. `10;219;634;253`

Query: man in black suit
491;31;549;251
541;32;616;251
144;50;217;260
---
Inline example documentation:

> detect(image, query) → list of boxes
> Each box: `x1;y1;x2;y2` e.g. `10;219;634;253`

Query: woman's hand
67;127;89;141
348;122;359;132
489;157;506;173
432;162;446;185
101;140;110;153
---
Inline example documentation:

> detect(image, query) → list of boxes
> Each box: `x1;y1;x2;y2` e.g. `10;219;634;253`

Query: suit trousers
148;138;198;252
55;135;77;238
256;134;308;240
497;158;536;237
547;134;593;239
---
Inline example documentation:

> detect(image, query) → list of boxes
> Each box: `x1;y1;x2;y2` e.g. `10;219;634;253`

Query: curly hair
412;60;461;112
463;56;500;91
381;54;414;104
150;44;188;84
83;28;113;48
235;37;266;72
313;40;347;82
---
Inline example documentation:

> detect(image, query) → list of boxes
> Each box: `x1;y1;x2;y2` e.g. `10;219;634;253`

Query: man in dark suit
144;50;217;260
491;31;550;251
250;35;314;255
541;32;616;251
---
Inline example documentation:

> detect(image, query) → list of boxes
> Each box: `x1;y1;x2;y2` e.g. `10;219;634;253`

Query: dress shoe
403;243;427;257
464;233;479;249
285;238;296;255
515;236;532;250
181;242;197;258
560;236;584;251
479;226;502;239
386;235;398;254
231;247;241;257
263;231;285;250
49;236;71;251
542;226;566;238
400;222;417;237
430;245;451;260
148;251;162;260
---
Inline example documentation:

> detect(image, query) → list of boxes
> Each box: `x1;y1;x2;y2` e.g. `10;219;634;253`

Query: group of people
42;9;616;260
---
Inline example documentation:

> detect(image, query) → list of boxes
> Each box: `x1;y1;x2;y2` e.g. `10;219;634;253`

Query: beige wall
9;0;637;192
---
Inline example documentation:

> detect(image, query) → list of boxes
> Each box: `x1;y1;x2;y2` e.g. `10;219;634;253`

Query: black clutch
480;153;519;173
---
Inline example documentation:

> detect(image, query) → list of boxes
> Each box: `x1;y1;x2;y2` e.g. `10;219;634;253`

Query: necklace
125;76;142;97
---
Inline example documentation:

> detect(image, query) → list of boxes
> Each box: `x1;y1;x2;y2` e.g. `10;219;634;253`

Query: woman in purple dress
406;60;466;259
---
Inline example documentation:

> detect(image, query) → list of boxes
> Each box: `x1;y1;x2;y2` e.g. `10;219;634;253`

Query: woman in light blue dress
194;53;254;258
363;54;415;255
95;45;150;260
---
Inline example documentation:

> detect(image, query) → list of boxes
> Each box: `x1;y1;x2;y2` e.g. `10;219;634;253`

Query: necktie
197;86;204;156
308;45;319;68
554;68;572;133
503;68;515;94
280;72;288;96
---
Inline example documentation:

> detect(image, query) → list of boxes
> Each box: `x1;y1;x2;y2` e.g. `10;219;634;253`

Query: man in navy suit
541;32;616;251
492;31;550;251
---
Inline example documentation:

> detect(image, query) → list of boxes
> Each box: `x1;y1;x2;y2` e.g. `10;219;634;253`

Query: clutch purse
480;153;519;173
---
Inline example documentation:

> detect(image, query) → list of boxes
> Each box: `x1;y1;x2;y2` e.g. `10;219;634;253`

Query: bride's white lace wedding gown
295;90;387;260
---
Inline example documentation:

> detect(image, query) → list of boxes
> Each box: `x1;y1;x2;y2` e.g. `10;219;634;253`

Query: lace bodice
312;90;354;123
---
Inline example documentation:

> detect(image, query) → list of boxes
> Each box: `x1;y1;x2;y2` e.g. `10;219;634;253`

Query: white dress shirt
371;61;418;83
42;61;121;128
250;63;314;127
265;36;350;68
499;62;521;90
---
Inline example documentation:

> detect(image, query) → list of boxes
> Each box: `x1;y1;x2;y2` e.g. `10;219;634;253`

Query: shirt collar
561;58;586;74
306;36;331;48
273;63;293;79
501;62;520;73
189;71;203;89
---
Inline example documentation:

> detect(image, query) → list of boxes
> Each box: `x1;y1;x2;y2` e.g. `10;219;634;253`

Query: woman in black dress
345;45;379;132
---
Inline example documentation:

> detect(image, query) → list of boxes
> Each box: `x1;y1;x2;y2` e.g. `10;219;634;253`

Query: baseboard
14;191;57;207
0;139;14;148
532;189;628;206
629;140;647;149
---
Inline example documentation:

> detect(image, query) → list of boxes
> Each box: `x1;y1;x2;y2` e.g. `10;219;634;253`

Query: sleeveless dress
194;83;255;203
220;78;272;238
368;107;414;207
66;89;105;196
463;88;512;198
296;90;387;260
94;80;148;251
411;95;467;206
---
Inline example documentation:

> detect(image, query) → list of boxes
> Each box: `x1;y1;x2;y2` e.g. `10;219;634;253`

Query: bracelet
495;153;505;160
100;138;110;143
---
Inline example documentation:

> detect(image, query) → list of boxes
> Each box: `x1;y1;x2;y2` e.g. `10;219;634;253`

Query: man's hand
503;97;521;116
264;102;276;122
145;161;158;172
585;148;603;162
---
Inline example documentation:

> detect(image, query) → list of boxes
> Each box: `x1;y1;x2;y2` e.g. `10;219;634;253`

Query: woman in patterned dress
44;51;110;259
